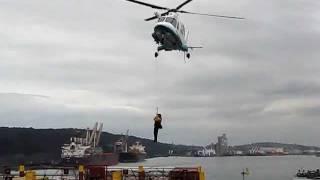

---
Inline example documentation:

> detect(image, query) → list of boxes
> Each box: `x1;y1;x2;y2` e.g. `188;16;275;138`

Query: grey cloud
0;0;320;146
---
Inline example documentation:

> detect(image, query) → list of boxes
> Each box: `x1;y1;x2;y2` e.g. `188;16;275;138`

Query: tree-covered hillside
0;127;197;165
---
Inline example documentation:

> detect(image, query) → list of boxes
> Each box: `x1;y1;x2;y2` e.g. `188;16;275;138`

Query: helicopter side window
158;17;165;22
180;24;185;36
171;19;177;27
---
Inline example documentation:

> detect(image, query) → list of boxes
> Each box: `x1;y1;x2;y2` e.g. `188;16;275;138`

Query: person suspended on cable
153;113;163;143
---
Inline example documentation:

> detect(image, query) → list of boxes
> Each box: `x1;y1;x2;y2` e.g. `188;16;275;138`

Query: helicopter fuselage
125;0;243;58
152;14;188;52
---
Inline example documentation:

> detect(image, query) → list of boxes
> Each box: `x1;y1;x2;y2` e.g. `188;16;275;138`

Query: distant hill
0;127;198;165
233;142;320;151
1;127;319;165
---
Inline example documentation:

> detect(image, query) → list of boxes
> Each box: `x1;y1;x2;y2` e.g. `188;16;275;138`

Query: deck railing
0;165;205;180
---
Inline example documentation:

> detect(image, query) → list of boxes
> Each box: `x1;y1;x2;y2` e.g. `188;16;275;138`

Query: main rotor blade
145;16;158;21
178;10;245;19
175;0;193;10
125;0;170;10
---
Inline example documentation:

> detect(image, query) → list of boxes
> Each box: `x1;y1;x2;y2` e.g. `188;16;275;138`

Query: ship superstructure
61;122;103;159
114;130;147;163
61;122;118;166
129;141;146;154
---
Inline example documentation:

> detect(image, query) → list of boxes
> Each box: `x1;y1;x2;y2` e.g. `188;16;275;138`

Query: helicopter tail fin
186;31;203;50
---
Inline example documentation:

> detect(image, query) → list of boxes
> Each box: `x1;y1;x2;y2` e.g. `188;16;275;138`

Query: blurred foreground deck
0;165;205;180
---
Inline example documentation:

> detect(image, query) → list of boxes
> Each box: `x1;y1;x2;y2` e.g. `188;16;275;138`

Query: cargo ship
114;130;147;163
61;122;118;166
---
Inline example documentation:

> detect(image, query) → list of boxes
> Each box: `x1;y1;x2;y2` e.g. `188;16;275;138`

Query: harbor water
117;155;320;180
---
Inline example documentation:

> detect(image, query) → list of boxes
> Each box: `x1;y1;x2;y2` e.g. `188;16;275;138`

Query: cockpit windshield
158;17;165;22
165;17;177;27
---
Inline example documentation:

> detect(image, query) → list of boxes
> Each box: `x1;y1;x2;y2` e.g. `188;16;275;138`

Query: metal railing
0;165;205;180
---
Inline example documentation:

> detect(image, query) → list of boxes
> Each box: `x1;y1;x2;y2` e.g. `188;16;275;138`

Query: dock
0;165;206;180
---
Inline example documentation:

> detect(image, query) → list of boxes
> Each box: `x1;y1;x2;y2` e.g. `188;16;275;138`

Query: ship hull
62;153;119;166
119;152;146;163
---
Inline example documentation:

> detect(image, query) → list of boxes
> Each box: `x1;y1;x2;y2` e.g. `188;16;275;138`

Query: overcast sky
0;0;320;146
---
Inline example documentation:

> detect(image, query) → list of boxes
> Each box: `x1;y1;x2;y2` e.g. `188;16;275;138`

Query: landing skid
186;53;190;59
154;45;190;59
154;51;191;59
155;46;164;58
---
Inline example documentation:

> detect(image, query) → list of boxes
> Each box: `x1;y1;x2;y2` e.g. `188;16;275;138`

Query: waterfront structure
215;134;228;156
259;147;284;154
234;150;244;156
196;147;215;157
303;149;317;155
248;146;288;156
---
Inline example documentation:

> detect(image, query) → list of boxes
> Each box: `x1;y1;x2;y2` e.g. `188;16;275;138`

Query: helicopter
125;0;244;59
